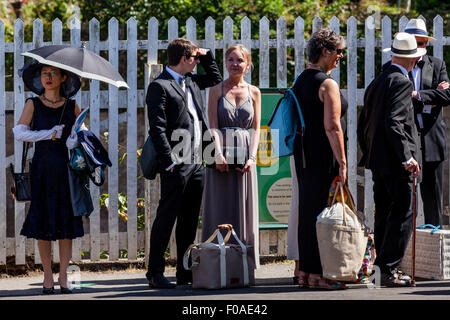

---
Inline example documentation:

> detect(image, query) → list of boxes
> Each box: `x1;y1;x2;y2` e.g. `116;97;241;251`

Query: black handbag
9;142;32;202
206;145;249;170
139;135;158;180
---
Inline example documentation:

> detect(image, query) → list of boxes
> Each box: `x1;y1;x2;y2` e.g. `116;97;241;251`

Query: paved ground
0;261;449;301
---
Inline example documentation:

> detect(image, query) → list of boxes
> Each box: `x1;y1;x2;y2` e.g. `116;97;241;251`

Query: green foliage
21;0;76;24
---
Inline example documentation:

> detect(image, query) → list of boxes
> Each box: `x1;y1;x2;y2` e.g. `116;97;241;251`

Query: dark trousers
294;165;334;275
147;164;204;278
372;171;414;274
420;161;443;226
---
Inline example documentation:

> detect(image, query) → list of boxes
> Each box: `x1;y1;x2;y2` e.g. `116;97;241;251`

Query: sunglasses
186;54;201;60
416;41;427;46
327;48;345;55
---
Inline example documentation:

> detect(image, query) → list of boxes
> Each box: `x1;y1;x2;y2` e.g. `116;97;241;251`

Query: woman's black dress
292;69;348;274
20;97;84;241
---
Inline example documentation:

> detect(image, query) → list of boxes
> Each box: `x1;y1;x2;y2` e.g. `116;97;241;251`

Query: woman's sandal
307;277;347;290
297;272;309;288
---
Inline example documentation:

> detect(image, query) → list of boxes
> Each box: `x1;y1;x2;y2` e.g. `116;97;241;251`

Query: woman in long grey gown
202;44;261;268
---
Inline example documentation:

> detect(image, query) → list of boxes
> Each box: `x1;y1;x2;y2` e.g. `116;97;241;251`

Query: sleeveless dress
292;69;348;274
201;83;260;268
20;97;84;241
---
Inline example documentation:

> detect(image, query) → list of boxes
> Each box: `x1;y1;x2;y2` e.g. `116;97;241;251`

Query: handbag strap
228;228;250;286
21;142;29;173
338;182;347;226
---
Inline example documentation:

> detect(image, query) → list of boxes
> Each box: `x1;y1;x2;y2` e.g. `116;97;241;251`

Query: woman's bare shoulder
249;84;261;97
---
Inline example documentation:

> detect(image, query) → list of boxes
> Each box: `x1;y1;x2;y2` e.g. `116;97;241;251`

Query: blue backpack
267;77;306;167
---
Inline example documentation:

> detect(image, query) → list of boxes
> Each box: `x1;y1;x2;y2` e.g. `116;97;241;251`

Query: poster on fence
257;89;292;225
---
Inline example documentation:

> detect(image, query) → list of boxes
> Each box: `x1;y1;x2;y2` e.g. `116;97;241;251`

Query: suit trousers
147;164;204;278
420;161;443;226
372;171;414;274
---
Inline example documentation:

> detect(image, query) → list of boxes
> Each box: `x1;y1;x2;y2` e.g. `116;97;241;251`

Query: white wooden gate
0;15;449;265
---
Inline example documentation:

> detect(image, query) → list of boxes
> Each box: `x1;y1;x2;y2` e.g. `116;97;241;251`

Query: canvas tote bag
316;182;368;282
183;224;256;289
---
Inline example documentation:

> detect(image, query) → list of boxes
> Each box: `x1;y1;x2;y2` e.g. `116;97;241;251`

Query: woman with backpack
292;28;348;290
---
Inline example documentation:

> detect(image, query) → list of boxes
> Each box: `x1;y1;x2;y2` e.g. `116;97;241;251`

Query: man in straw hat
405;18;449;228
358;32;426;287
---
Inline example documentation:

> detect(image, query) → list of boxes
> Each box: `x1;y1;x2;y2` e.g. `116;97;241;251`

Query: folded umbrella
21;44;129;89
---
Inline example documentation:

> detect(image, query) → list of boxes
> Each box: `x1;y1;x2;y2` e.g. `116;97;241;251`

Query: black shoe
60;286;73;294
42;286;55;295
176;270;193;285
148;273;176;289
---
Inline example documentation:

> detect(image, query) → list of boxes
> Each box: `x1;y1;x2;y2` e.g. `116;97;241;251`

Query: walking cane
411;176;417;287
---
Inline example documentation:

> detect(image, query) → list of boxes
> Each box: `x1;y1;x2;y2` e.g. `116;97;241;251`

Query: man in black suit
358;32;425;287
145;38;222;288
404;19;449;227
384;19;449;226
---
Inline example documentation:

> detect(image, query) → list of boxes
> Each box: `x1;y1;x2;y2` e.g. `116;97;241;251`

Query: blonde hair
225;44;253;71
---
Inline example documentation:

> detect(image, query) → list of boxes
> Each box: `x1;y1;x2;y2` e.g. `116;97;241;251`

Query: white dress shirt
165;66;201;169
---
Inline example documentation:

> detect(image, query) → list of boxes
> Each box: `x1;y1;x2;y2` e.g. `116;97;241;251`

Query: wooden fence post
89;17;101;262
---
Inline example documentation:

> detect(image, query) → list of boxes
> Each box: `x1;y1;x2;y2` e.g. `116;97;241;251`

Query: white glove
66;131;80;149
13;124;65;142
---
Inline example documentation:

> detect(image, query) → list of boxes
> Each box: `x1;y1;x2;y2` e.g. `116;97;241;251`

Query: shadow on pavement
0;276;367;299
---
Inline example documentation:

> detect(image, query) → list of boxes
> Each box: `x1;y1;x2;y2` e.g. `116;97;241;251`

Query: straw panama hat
404;18;436;41
382;32;427;58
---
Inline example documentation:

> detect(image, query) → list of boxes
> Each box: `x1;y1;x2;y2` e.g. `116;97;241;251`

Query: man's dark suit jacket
420;87;450;106
146;51;222;173
358;64;421;178
383;55;449;162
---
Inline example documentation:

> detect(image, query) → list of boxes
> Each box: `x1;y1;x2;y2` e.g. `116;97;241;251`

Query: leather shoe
148;273;176;289
60;286;73;294
42;286;55;295
380;270;413;287
176;271;193;285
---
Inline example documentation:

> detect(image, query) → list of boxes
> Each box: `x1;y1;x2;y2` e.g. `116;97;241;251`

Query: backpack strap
289;73;307;168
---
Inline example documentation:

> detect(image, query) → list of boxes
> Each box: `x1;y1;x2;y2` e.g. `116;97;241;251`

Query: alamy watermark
67;264;81;289
165;126;280;175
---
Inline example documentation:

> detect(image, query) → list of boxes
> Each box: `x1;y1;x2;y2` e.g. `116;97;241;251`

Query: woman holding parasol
12;44;128;294
13;62;83;295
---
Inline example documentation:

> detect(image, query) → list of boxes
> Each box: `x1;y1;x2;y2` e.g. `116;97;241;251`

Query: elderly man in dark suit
383;19;449;227
358;32;425;287
145;38;222;288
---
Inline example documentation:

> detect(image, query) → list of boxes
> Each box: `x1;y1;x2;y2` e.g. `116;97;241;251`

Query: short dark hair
307;28;345;64
167;38;199;66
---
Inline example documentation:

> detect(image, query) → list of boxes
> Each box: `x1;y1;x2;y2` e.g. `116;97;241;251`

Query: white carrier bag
316;182;369;282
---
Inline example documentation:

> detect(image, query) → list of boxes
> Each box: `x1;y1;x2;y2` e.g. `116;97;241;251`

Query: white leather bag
183;225;255;289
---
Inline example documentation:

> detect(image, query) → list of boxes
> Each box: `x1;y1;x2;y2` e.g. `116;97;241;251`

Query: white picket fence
0;15;449;266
